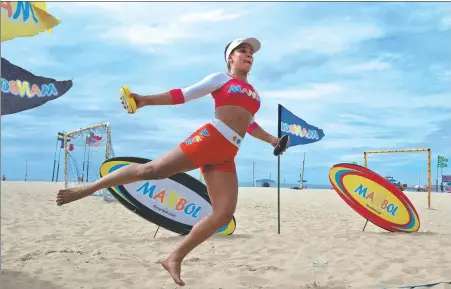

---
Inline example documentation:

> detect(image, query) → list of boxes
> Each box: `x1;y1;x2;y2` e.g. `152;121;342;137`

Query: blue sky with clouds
1;1;450;187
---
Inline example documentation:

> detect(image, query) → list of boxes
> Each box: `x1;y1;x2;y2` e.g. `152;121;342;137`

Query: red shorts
179;119;242;174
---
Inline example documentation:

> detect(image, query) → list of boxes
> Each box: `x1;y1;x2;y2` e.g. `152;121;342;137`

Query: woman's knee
135;163;169;180
212;208;236;227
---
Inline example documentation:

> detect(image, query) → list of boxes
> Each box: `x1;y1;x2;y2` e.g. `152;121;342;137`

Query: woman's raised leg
56;146;197;206
162;170;239;286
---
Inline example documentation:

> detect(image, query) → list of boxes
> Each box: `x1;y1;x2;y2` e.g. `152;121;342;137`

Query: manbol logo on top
227;85;260;101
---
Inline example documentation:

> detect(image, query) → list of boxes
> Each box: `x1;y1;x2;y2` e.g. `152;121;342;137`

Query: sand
1;181;450;289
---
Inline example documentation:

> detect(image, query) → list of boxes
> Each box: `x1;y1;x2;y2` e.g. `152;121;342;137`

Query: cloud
49;2;125;14
442;16;451;30
440;70;451;81
179;9;243;23
256;53;331;81
260;21;383;65
295;23;383;55
27;52;64;68
69;4;251;50
100;23;192;47
317;105;450;150
262;83;344;101
2;113;68;139
339;59;391;73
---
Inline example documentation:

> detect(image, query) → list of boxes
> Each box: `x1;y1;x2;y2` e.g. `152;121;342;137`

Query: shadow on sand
362;231;441;237
153;233;254;242
0;270;65;289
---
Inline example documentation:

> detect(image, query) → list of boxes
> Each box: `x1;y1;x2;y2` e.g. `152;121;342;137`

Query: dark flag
277;104;325;146
275;104;325;235
1;57;72;116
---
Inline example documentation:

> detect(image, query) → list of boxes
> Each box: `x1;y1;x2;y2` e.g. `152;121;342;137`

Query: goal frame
363;148;432;209
63;122;112;189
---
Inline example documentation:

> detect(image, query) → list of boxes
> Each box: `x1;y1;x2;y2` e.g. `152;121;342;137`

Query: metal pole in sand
252;162;255;187
300;152;305;189
154;226;160;238
277;104;282;234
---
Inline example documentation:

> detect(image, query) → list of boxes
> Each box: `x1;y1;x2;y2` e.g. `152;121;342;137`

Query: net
64;123;117;202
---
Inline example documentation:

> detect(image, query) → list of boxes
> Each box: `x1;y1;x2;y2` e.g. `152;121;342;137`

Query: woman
56;37;289;286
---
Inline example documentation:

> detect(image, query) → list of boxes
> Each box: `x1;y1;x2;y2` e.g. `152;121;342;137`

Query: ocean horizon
239;181;449;193
238;181;330;189
1;179;448;193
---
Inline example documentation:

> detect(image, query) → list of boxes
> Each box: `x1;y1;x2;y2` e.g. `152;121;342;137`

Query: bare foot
56;187;92;206
162;257;185;286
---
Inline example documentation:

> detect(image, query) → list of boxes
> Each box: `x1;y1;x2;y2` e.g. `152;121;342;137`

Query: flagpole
25;160;28;181
277;104;282;234
274;104;325;234
300;152;306;189
56;145;62;182
82;136;87;182
436;154;439;192
87;144;91;182
253;162;256;187
52;134;60;181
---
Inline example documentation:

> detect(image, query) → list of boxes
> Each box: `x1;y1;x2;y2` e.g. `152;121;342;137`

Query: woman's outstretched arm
137;72;231;106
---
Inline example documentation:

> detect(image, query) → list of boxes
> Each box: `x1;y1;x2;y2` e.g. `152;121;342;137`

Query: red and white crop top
169;72;262;133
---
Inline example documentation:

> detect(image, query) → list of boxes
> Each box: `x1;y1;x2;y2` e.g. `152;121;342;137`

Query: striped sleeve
170;72;231;104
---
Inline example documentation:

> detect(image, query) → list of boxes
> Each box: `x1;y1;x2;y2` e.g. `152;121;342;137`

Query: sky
1;1;450;187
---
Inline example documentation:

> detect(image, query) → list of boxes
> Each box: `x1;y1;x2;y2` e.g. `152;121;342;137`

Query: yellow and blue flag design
1;1;60;42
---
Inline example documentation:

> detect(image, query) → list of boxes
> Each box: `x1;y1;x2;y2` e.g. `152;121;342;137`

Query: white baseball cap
224;37;261;64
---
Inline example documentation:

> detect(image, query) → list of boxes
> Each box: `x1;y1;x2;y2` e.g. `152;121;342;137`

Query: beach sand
1;181;450;289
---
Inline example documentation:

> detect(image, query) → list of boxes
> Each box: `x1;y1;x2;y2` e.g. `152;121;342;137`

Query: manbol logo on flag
1;57;73;116
277;104;325;146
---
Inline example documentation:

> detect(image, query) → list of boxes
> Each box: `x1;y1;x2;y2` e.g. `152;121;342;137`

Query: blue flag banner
278;104;325;146
1;57;73;116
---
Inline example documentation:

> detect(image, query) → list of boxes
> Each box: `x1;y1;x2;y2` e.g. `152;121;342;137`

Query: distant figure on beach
2;175;6;181
56;37;290;286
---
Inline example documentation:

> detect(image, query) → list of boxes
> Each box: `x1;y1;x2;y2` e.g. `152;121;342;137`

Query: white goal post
63;122;115;201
